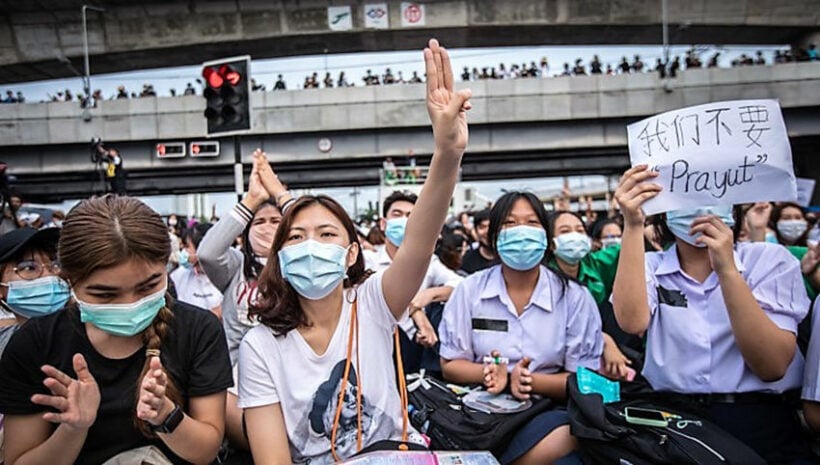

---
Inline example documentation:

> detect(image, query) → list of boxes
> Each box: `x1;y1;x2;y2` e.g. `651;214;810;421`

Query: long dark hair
252;195;370;335
241;200;280;281
771;202;808;246
488;192;573;297
59;195;182;438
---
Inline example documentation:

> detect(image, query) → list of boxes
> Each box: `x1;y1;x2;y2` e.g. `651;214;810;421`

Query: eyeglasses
13;260;62;280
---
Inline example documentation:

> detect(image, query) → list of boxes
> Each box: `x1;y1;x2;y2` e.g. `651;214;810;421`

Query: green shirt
788;245;817;300
550;244;621;305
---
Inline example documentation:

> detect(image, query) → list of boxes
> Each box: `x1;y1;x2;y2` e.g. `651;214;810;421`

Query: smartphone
624;407;668;428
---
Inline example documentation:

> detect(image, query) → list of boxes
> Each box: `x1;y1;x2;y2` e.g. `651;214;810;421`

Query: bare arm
245;404;292;465
5;415;86;465
383;39;471;319
612;166;661;334
155;393;226;464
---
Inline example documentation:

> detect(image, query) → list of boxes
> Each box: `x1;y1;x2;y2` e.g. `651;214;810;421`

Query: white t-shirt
170;266;223;311
238;271;421;464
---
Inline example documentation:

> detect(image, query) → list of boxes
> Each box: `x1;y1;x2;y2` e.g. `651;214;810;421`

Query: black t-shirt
0;301;232;465
460;247;495;275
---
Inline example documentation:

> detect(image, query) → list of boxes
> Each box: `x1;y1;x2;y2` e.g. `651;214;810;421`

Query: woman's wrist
241;195;263;212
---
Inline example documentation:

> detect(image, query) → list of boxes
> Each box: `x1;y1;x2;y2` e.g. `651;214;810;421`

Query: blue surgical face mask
75;285;167;337
279;240;349;300
384;217;408;247
496;225;547;271
666;206;735;248
2;276;70;319
178;249;193;269
553;232;591;265
600;236;622;249
764;230;779;244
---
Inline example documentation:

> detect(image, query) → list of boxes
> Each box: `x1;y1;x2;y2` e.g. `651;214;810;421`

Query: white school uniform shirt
802;298;820;401
170;266;223;311
439;264;603;373
626;242;809;394
364;246;462;337
238;272;422;465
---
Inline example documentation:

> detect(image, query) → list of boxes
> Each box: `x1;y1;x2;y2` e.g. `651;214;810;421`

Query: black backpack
566;373;767;465
407;373;552;455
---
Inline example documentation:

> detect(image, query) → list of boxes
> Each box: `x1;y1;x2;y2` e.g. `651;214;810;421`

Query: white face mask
777;219;807;242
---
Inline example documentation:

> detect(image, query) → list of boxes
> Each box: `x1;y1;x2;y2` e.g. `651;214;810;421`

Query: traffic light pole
234;135;243;202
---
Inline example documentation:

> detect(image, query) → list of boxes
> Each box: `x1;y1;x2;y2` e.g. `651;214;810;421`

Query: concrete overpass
1;0;818;84
0;62;818;203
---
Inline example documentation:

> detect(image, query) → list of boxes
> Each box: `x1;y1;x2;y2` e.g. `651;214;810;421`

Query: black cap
0;227;60;263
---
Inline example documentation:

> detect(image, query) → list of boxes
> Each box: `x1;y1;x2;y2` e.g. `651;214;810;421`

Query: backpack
566;373;767;465
407;373;552;455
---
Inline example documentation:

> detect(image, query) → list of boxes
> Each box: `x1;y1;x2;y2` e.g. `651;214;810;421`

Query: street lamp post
82;5;105;121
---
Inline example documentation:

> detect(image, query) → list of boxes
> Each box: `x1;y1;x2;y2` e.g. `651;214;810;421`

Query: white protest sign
796;178;816;207
364;3;389;29
627;99;797;215
328;6;353;31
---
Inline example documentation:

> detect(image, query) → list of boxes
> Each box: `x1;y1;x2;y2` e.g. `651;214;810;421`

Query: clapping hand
31;354;100;430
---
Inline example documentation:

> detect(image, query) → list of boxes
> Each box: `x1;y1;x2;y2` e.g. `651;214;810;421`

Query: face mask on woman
2;276;70;319
178;249;193;269
250;223;276;258
279;240;349;300
496;225;547;271
777;219;807;242
553;232;591;265
666;206;734;247
75;285;167;337
600;236;621;249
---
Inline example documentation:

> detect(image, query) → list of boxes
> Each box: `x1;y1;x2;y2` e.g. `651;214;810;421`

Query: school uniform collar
480;265;554;313
656;244;746;277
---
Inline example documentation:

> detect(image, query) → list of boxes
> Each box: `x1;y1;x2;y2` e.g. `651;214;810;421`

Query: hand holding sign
627;99;797;215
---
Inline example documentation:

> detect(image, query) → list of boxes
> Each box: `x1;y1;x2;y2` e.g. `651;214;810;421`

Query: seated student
0;227;66;356
0;227;66;464
590;218;622;252
612;165;814;465
238;38;472;464
460;209;495;274
547;211;634;379
736;202;820;299
772;202;811;247
365;191;461;354
0;195;232;465
439;192;603;465
171;223;223;319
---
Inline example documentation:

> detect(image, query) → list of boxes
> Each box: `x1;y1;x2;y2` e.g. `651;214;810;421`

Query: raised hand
510;357;533;400
31;353;100;430
252;149;287;200
424;39;471;156
745;202;772;241
691;215;736;275
243;154;270;211
614;165;662;228
136;356;174;426
482;350;508;394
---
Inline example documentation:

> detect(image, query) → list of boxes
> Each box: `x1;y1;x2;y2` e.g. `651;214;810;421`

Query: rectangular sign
364;3;389;29
328;6;353;31
400;2;425;27
797;177;816;207
627;99;797;215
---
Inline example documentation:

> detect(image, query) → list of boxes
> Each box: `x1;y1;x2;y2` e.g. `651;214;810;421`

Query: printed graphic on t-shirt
293;359;390;464
235;280;261;327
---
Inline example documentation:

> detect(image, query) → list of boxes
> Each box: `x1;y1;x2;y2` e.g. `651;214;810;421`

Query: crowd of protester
0;38;819;465
3;45;816;105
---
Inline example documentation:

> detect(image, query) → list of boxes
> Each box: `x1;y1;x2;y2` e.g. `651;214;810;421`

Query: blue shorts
499;408;582;465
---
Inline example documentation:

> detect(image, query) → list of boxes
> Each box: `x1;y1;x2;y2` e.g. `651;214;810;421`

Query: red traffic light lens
202;67;224;89
156;144;166;155
192;144;201;154
225;71;241;86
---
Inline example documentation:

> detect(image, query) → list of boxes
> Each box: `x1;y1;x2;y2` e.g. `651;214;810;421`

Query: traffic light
202;55;252;136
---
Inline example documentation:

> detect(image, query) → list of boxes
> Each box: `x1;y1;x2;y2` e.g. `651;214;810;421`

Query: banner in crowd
627;99;797;215
401;2;425;27
364;3;389;29
328;6;353;31
797;178;817;207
